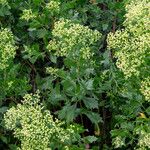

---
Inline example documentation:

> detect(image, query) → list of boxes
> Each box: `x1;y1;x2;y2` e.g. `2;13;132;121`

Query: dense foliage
0;0;149;150
4;91;83;150
107;0;150;149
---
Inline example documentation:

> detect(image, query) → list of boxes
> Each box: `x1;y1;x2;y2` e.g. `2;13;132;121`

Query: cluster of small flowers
138;132;150;149
46;67;59;77
108;31;149;78
20;9;37;21
47;18;101;60
125;0;150;33
112;136;125;148
45;0;60;15
107;0;150;101
0;28;17;70
140;77;150;102
4;92;77;150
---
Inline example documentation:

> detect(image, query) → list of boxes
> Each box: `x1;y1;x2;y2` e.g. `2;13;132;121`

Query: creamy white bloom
0;28;17;70
47;18;101;60
107;0;150;101
4;92;77;150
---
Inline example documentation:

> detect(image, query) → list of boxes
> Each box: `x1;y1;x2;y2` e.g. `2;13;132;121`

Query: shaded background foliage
0;0;149;150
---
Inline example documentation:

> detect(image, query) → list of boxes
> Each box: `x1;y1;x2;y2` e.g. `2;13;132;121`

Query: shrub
4;92;82;150
107;0;150;149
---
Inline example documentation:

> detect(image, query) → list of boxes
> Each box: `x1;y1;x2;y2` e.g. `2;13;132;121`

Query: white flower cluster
140;77;150;102
20;1;60;22
20;9;37;21
4;92;77;150
46;67;59;77
138;132;150;149
47;18;101;60
0;28;17;70
45;1;60;15
108;31;149;78
112;136;125;148
107;0;150;101
125;0;150;33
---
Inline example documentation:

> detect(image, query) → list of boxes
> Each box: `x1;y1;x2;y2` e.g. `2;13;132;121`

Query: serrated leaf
48;84;64;105
83;111;103;124
84;135;98;143
37;28;47;38
85;79;94;90
85;68;94;75
57;104;80;123
111;129;129;137
83;97;98;109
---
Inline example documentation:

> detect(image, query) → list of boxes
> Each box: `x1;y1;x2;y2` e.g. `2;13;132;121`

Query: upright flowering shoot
0;28;17;70
140;77;150;102
45;0;60;15
20;9;37;21
125;0;150;32
4;92;80;150
107;0;150;101
47;18;101;60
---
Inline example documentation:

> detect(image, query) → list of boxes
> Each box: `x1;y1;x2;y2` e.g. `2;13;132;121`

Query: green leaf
85;68;95;76
102;24;108;31
83;97;98;109
48;84;64;105
85;79;94;90
62;77;76;96
33;0;42;5
0;6;11;16
57;104;81;123
22;44;44;63
84;135;98;143
9;144;18;150
111;129;129;137
36;28;47;38
0;136;8;144
83;111;103;124
0;106;8;113
50;54;57;63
